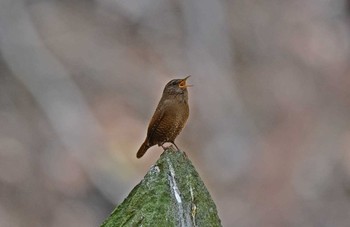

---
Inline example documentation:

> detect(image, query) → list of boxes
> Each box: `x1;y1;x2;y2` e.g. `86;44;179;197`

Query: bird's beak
179;75;193;88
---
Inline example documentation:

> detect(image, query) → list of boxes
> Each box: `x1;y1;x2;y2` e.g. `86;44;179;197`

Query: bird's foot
161;144;172;150
160;143;180;152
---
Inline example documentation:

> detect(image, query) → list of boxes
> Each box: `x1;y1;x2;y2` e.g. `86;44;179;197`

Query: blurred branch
0;0;123;200
180;0;256;179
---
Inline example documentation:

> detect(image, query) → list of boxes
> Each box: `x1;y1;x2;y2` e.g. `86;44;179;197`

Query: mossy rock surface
101;147;222;227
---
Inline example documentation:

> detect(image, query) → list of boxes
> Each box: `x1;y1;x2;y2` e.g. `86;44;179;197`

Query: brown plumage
137;76;191;158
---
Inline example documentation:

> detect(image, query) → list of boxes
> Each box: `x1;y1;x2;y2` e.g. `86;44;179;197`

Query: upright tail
136;141;150;158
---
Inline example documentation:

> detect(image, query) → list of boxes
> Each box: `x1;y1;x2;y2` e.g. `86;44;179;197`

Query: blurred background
1;0;350;226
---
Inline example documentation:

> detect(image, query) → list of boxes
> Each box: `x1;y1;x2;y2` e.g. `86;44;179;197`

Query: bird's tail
136;141;150;158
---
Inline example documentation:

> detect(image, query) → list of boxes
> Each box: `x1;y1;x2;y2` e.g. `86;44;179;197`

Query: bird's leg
170;142;180;151
160;142;170;150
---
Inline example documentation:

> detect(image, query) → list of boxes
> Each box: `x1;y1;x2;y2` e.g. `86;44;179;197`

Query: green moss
101;147;222;227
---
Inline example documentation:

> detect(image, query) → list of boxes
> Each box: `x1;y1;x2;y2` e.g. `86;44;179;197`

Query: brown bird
137;76;192;158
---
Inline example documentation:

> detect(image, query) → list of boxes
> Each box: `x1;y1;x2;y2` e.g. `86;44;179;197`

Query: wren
137;76;192;158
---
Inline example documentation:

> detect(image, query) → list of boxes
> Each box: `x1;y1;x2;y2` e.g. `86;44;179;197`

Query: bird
137;76;192;158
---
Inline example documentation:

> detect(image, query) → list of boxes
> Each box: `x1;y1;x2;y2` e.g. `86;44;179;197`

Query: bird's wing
147;108;165;145
146;99;171;145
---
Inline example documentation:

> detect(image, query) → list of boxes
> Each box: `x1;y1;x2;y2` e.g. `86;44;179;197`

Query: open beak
179;75;193;88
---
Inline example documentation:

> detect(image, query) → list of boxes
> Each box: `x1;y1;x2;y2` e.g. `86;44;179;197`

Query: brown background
1;0;350;226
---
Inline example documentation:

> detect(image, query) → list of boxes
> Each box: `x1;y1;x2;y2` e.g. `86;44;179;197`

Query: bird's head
163;76;192;95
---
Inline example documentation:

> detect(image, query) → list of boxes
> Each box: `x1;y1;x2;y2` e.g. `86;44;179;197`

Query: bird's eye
169;80;177;86
179;80;186;88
